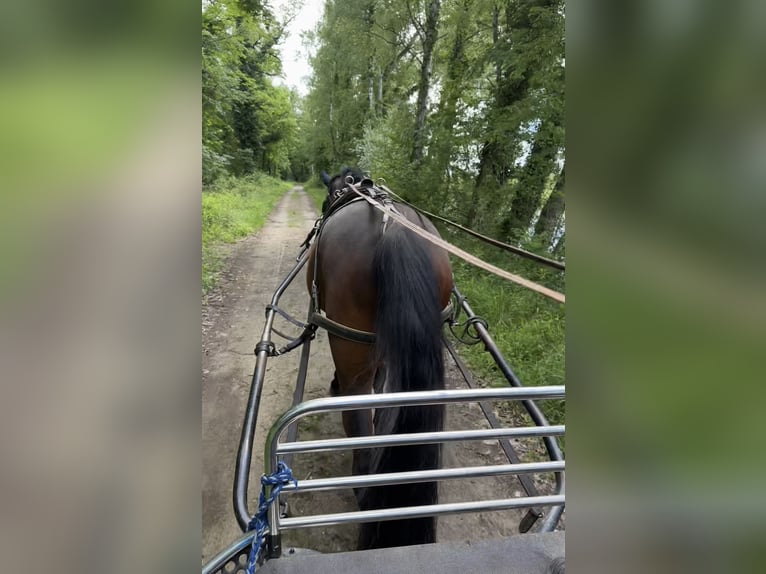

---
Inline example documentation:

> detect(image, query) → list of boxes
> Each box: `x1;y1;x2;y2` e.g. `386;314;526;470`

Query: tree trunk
470;3;527;223
535;164;565;242
503;118;560;240
472;0;558;233
365;3;375;112
468;140;503;226
493;4;501;87
552;230;565;256
378;66;383;110
411;0;441;165
431;0;469;192
369;72;374;111
329;65;338;161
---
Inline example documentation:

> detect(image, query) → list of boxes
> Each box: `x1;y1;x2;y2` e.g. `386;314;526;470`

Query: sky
271;0;324;96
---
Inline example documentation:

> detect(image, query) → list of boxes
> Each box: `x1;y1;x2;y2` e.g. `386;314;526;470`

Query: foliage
436;219;564;425
298;0;565;250
356;107;417;192
292;0;566;406
200;0;566;407
303;176;327;214
202;0;298;184
202;173;291;292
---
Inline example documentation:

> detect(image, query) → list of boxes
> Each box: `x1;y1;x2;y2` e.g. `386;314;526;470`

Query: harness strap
310;303;454;345
306;180;454;344
346;183;566;304
310;312;376;344
266;304;307;330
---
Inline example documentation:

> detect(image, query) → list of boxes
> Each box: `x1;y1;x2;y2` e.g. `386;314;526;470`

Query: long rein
343;181;565;304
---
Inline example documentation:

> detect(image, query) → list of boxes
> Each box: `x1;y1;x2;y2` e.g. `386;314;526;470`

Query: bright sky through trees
272;0;323;96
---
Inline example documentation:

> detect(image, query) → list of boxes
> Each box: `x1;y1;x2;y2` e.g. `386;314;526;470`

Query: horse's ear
320;170;330;186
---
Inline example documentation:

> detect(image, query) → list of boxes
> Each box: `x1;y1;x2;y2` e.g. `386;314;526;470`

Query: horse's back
312;200;452;316
311;200;381;332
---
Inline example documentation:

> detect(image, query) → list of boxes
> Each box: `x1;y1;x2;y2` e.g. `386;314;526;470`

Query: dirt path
202;186;552;563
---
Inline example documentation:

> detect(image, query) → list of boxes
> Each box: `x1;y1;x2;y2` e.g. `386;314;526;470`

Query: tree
411;0;442;165
534;163;565;248
298;0;564;253
202;0;298;183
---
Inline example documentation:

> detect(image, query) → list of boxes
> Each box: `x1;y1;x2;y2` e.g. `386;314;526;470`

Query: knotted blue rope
245;461;297;574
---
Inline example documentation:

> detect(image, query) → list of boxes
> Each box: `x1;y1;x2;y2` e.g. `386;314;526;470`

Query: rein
375;182;565;272
344;181;566;304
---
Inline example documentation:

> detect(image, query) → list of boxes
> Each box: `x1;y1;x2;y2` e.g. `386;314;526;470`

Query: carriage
202;171;566;573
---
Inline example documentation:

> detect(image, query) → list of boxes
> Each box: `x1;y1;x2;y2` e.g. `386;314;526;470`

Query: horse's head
320;166;365;213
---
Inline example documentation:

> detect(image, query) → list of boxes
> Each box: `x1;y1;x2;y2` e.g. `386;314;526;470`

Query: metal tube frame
282;306;314;468
277;460;565;493
230;258;566;559
277;424;565;454
233;250;310;531
280;494;566;530
451;285;566;530
263;386;565;558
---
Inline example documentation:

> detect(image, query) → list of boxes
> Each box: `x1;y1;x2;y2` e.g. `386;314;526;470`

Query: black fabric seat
258;532;565;574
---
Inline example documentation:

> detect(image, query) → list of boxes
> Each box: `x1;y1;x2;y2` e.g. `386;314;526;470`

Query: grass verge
202;173;292;293
298;178;564;427
438;225;565;429
303;177;326;213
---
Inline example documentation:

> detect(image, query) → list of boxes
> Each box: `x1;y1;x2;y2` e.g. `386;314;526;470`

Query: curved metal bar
539;502;566;533
233;249;311;531
452;285;566;531
279;460;564;493
201;530;253;574
276;425;565;454
282;308;315;469
267;387;563;450
280;494;566;530
264;385;566;553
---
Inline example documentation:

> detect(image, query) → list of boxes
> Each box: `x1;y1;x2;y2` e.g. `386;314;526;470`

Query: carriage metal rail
206;385;565;573
234;249;312;531
261;385;565;558
232;255;566;529
220;195;566;572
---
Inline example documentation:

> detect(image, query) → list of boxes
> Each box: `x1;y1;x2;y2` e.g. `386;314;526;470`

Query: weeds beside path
202;173;292;293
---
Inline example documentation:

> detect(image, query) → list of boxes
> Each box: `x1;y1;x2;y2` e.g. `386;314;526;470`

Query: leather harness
304;179;452;345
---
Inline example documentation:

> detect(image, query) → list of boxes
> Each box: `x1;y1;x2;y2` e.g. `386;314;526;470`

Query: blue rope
245;462;297;574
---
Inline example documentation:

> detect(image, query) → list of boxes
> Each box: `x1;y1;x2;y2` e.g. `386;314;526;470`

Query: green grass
202;173;292;293
439;225;565;428
303;177;327;213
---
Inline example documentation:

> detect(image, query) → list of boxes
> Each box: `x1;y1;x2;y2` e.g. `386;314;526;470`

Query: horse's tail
358;224;445;549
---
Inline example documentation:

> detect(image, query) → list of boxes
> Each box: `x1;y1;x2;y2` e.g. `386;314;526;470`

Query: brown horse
306;167;453;549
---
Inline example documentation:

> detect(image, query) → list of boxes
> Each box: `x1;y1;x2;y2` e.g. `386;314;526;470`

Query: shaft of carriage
234;250;312;531
231;256;565;560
